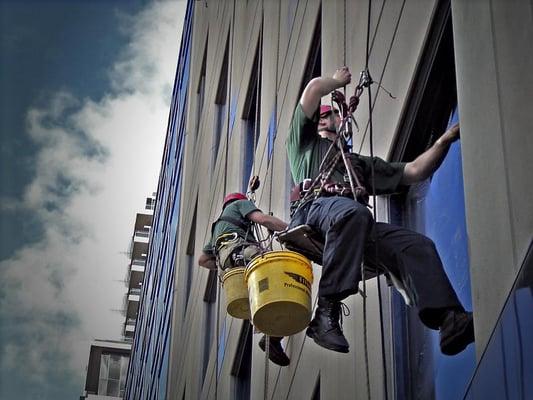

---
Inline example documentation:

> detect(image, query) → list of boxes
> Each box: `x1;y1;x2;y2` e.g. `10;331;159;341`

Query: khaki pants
216;234;261;271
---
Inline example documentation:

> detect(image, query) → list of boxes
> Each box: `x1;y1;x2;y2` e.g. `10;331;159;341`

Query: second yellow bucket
221;267;250;319
245;250;313;336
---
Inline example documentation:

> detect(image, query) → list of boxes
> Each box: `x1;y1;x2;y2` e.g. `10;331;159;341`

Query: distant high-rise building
81;194;155;399
81;340;131;399
123;194;156;341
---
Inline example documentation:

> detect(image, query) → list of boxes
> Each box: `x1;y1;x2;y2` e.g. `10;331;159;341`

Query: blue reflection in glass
391;109;476;399
424;111;476;399
464;247;533;400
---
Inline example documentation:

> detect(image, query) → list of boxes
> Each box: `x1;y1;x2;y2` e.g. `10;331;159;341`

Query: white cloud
0;1;186;397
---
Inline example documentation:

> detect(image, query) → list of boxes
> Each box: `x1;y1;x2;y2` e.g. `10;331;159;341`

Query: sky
0;0;186;398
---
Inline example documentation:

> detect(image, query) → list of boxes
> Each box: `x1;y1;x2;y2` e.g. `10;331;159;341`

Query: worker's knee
350;205;373;225
333;204;372;229
419;234;437;250
407;234;438;256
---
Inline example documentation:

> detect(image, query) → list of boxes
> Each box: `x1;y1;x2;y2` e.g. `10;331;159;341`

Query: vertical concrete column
452;0;533;355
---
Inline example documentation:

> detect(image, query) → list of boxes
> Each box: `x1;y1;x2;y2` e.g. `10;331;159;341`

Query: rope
364;0;389;399
214;284;221;400
264;3;273;398
282;296;319;400
255;0;309;206
264;335;270;400
216;2;236;398
251;22;262;180
357;0;406;154
361;0;373;398
176;0;263;388
343;0;346;67
195;1;262;243
343;0;347;98
266;0;281;217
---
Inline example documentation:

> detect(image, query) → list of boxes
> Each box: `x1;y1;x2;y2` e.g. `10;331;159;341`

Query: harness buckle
215;232;239;249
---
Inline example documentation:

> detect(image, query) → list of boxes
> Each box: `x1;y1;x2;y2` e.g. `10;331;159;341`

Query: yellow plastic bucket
221;267;250;319
245;251;313;336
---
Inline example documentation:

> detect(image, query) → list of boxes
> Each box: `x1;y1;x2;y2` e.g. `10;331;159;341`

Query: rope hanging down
309;1;391;398
361;0;389;398
216;1;236;398
215;1;392;399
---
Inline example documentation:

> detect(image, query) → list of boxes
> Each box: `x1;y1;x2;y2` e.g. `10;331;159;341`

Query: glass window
197;38;208;150
464;245;533;399
389;6;475;398
242;33;262;192
98;353;130;396
231;321;252;399
185;205;196;309
212;34;229;172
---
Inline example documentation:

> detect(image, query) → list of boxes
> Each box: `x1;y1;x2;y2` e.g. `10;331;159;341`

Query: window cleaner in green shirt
198;192;291;366
286;66;474;356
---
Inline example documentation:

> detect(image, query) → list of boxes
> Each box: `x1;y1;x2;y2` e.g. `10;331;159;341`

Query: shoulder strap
219;215;250;231
211;215;250;234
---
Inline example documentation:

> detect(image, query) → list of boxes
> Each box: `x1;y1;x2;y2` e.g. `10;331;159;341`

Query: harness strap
211;215;250;235
218;215;250;231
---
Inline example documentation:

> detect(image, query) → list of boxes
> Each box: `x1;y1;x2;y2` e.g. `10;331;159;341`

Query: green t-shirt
286;103;406;195
203;199;260;255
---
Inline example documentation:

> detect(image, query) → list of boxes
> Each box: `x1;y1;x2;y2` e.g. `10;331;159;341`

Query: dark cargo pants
292;195;464;329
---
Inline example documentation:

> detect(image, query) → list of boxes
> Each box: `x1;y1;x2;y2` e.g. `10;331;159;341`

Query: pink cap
319;105;333;116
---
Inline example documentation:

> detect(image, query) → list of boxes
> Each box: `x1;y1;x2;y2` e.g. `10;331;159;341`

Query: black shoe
306;297;349;353
259;335;290;366
440;310;475;355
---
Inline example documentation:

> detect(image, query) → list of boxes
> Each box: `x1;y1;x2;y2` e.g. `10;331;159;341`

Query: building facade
124;1;193;398
127;0;533;399
123;195;156;341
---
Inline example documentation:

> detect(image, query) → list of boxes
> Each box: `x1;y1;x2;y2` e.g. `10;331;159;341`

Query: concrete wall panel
452;0;533;354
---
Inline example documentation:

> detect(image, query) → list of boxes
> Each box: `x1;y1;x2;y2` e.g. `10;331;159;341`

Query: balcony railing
134;230;150;238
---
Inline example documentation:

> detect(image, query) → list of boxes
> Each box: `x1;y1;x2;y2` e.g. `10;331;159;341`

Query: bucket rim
222;266;246;282
244;250;311;281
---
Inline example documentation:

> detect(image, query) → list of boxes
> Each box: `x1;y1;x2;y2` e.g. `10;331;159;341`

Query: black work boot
306;297;349;353
439;310;475;355
259;335;290;366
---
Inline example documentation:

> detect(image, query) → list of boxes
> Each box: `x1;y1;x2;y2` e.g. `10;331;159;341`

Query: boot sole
440;317;475;356
306;327;349;353
259;338;290;366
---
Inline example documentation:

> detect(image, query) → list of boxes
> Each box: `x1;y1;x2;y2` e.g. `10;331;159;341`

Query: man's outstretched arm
300;67;352;118
247;211;288;232
401;123;460;185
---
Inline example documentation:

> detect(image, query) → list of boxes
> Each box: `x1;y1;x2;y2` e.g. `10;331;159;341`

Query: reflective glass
392;111;476;399
109;354;121;380
106;379;119;396
464;251;533;399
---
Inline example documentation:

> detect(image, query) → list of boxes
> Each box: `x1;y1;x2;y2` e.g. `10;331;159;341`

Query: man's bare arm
247;211;288;232
401;123;460;185
300;67;352;118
